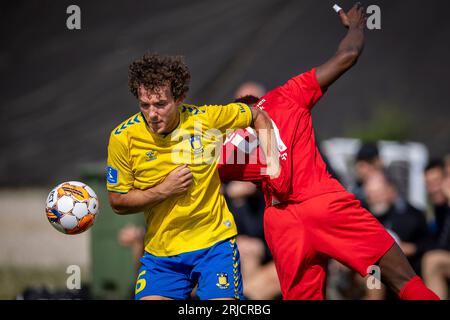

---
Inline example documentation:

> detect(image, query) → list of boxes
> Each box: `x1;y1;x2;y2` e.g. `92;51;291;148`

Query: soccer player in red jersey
218;3;439;300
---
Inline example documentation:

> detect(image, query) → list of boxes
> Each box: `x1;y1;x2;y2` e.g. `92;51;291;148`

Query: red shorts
264;191;395;300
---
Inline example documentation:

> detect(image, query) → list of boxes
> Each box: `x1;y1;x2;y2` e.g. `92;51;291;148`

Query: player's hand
159;164;193;195
336;3;366;29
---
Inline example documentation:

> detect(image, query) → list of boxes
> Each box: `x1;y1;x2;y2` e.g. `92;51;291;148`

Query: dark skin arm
316;3;367;91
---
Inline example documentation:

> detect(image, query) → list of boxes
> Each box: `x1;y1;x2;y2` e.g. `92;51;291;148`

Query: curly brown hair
128;53;191;100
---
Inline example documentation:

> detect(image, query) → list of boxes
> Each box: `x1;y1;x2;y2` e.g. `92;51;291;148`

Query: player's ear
175;94;186;104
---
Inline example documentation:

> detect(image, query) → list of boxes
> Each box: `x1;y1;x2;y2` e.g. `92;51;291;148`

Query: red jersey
218;68;345;204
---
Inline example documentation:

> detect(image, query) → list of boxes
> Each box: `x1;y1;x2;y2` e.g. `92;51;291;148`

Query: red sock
399;275;440;300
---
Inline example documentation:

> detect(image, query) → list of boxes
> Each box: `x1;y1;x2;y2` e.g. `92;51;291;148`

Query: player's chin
151;122;164;133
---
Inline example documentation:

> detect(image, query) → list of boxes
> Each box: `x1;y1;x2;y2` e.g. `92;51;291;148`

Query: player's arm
315;3;367;91
108;165;193;215
250;107;280;179
209;103;280;179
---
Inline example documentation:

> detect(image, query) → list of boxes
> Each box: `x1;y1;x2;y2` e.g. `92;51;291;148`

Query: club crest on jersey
216;273;230;289
145;150;157;161
190;135;203;155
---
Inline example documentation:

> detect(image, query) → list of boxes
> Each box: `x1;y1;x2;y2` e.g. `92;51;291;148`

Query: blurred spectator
364;172;429;270
328;142;384;299
117;224;145;273
445;154;450;177
117;223;145;299
350;142;384;206
424;160;449;237
422;159;450;299
234;82;266;100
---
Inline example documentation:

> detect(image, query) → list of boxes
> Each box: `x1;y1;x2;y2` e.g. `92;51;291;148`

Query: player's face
138;85;183;135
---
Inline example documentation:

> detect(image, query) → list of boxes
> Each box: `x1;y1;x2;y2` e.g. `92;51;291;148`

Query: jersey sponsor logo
216;273;230;289
145;150;157;161
106;166;118;184
190;135;204;155
114;114;141;135
256;98;266;110
236;103;247;113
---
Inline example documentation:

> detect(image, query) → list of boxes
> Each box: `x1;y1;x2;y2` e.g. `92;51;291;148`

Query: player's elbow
109;202;127;215
108;193;129;215
336;49;360;71
111;205;127;215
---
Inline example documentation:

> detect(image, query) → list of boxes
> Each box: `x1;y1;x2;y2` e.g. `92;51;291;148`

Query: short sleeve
207;103;253;134
280;68;323;110
106;132;134;193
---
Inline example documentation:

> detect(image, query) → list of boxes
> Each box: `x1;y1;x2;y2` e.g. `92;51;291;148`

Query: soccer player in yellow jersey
106;53;278;300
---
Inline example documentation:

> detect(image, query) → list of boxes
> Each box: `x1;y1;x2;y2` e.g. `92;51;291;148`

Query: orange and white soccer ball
45;181;99;234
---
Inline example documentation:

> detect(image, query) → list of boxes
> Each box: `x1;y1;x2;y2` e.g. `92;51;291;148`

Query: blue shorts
134;237;244;300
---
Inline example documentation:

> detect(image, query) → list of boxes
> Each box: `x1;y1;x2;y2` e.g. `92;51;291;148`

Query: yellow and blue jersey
107;103;252;256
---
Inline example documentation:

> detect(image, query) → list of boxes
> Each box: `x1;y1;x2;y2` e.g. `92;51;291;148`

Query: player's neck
159;111;180;137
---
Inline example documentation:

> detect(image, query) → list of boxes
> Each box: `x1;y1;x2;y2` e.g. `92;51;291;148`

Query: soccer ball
45;181;99;234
